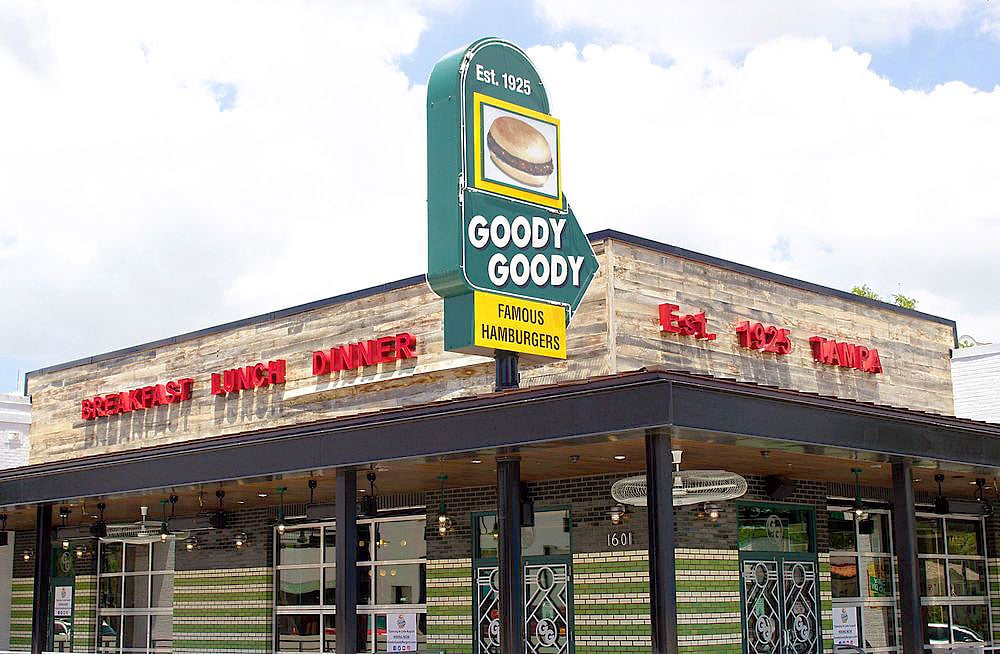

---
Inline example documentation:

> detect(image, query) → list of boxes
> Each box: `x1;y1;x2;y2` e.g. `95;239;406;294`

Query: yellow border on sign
472;92;563;210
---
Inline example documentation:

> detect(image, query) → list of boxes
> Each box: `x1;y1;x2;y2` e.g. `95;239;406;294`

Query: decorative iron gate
473;510;574;654
742;557;820;654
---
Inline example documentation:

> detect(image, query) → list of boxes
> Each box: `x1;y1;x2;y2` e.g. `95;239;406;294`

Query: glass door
738;503;821;654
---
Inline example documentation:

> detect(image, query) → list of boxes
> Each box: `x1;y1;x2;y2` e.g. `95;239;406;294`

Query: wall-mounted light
61;538;70;551
234;532;248;549
705;503;722;522
75;545;86;560
185;537;198;552
22;550;31;562
610;504;628;525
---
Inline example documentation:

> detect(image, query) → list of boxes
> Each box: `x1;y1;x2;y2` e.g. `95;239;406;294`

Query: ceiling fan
611;450;748;507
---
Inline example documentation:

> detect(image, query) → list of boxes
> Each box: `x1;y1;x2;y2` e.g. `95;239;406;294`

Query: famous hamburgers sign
427;38;598;359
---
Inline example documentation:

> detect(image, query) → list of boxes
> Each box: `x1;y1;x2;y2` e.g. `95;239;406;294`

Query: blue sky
1;1;999;394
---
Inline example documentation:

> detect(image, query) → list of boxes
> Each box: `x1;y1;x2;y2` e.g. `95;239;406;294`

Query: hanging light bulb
235;532;248;548
22;550;31;562
185;537;198;552
707;504;721;521
61;538;70;551
276;487;288;534
159;498;171;541
75;546;85;560
851;468;867;518
610;504;627;525
436;473;452;536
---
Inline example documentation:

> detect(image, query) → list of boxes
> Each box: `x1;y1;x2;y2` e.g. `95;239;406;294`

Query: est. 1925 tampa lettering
467;215;585;288
81;378;195;420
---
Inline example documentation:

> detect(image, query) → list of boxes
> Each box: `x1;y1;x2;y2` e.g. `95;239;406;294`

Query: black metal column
495;350;520;391
645;429;678;654
30;503;52;654
892;460;923;654
497;451;523;654
335;469;359;654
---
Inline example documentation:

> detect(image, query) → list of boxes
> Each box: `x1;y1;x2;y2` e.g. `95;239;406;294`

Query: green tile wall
9;576;32;651
172;566;272;654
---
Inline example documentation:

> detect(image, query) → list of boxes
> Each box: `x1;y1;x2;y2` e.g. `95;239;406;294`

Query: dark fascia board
0;373;673;506
4;369;1000;505
665;374;1000;468
589;229;957;333
26;228;956;385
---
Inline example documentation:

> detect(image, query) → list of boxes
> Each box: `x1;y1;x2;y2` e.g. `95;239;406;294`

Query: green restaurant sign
427;38;598;359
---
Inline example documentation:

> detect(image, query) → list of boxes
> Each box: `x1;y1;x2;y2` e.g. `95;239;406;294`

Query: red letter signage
81;378;195;421
210;360;287;395
808;337;882;374
736;321;792;355
312;333;418;375
658;304;716;340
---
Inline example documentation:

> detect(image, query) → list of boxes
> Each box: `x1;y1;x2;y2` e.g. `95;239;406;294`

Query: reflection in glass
151;540;174;571
919;559;947;597
357;524;372;563
323;614;336;653
150;574;173;608
858;514;891;554
100;543;123;574
149;614;172;652
375;564;426;604
737;505;813;553
921;605;949;645
951;604;988;643
98;615;121;649
125;542;150;573
946;519;983;556
277;614;321;652
477;515;499;559
122;615;148;649
277;568;321;606
830;556;859;598
828;512;856;552
522;510;571;557
323;568;336;606
124;574;149;609
859;605;896;649
99;578;123;610
862;558;892;598
916;518;945;554
279;528;321;566
376;520;427;560
948;560;986;597
324;528;336;565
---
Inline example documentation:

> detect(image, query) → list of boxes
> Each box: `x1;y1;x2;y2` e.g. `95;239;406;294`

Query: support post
336;469;359;654
892;460;923;654
645;429;678;654
30;504;52;654
497;451;523;654
495;350;520;391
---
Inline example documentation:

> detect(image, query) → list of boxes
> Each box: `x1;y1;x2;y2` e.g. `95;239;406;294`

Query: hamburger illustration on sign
427;38;598;360
487;116;553;187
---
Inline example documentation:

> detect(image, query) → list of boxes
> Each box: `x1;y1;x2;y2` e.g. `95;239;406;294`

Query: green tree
851;284;881;301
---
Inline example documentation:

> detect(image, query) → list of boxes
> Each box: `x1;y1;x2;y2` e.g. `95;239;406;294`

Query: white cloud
529;38;1000;340
534;0;970;61
0;1;435;368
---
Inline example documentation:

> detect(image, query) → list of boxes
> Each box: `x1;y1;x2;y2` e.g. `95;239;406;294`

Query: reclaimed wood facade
25;235;955;465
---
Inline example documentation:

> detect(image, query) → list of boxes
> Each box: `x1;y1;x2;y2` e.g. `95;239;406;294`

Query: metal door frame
738;502;822;654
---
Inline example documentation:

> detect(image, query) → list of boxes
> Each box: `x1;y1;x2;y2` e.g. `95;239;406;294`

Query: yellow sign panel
473;291;567;359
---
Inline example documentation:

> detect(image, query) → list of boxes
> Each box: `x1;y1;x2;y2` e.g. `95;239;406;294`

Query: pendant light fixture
60;506;71;550
609;503;628;525
360;471;378;516
276;487;288;534
159;499;171;542
92;502;108;538
308;479;317;505
974;478;993;517
851;468;866;518
934;473;949;514
234;532;248;549
436;474;452;536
